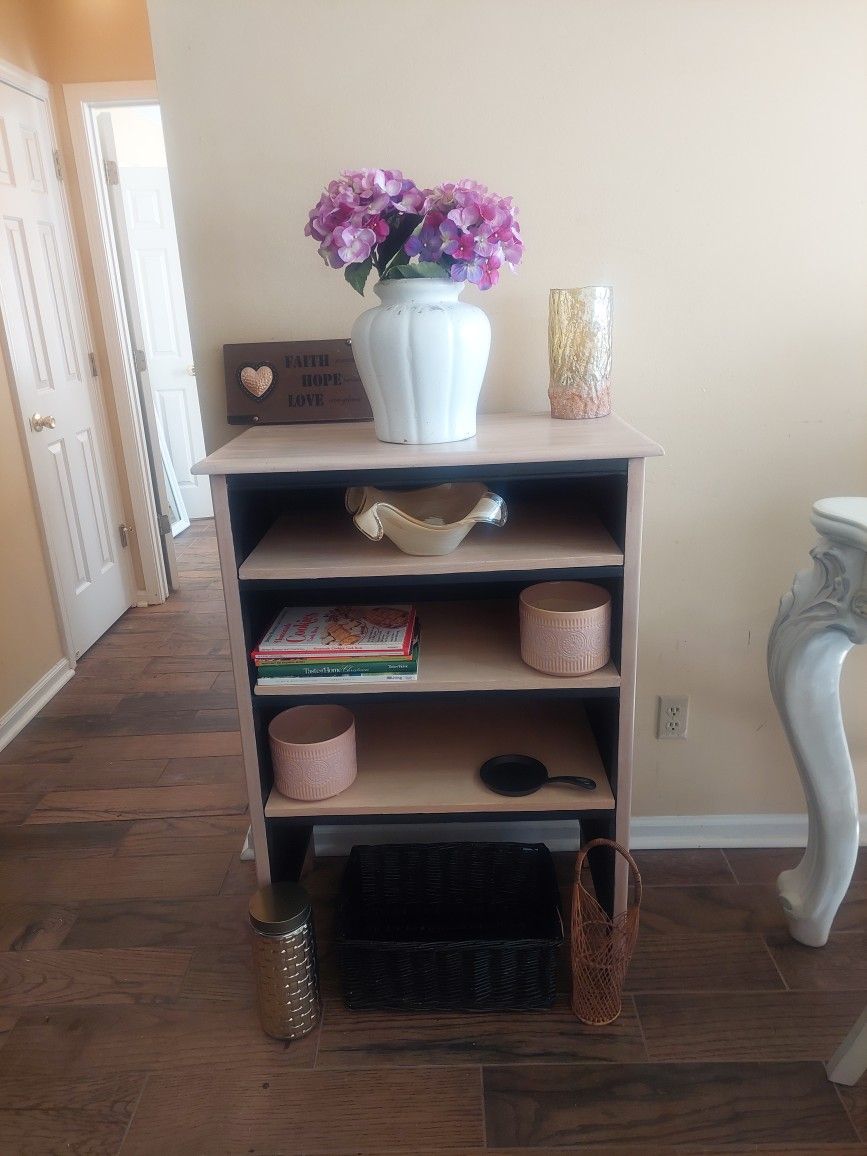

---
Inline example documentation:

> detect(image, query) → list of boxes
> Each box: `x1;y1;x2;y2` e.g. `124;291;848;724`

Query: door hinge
53;149;63;182
157;512;172;535
119;522;135;549
103;158;119;186
88;351;98;378
133;348;147;374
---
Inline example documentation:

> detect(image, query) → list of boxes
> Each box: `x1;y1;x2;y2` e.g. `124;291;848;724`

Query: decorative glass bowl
345;482;507;556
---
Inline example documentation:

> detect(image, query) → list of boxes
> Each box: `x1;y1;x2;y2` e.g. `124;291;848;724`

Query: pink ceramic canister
268;705;356;801
519;581;611;676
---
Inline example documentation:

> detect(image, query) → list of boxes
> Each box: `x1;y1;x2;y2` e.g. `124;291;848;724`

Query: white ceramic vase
350;278;491;444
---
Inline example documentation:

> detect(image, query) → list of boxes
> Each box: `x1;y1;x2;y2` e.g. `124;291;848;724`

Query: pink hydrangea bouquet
305;168;523;295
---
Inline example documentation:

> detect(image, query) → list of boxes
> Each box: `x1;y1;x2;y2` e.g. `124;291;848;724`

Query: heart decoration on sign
239;364;275;400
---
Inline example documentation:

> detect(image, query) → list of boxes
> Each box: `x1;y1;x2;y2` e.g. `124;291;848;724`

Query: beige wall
147;0;867;818
0;0;154;719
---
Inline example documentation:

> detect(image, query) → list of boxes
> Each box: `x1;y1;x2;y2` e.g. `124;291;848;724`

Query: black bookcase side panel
585;698;621;787
586;473;628;552
578;812;619;916
265;820;313;883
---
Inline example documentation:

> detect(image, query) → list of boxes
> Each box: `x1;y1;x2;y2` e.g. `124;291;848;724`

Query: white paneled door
119;165;211;519
0;75;132;658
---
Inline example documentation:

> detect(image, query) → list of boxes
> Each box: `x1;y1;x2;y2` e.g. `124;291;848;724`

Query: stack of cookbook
252;604;419;687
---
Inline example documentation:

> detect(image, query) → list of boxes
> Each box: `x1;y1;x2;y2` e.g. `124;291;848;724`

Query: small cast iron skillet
479;754;597;797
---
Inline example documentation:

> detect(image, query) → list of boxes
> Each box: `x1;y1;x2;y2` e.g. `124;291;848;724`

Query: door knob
30;412;56;432
187;364;196;376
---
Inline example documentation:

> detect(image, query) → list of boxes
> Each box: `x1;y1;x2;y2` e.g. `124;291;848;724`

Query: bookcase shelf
253;600;621;696
196;411;662;915
264;700;614;819
240;503;623;581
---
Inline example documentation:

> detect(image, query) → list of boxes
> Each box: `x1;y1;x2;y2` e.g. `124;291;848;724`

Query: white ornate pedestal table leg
767;497;867;948
828;1005;867;1086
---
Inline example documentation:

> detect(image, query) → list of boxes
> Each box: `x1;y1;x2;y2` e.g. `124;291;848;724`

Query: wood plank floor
0;519;865;1153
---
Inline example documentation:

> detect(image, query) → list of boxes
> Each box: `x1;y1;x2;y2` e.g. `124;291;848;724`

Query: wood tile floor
1;519;865;1153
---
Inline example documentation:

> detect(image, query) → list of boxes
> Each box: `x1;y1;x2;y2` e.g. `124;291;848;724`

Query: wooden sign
224;339;372;425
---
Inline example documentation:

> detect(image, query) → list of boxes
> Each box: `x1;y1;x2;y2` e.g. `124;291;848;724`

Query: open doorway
65;84;210;600
96;103;211;526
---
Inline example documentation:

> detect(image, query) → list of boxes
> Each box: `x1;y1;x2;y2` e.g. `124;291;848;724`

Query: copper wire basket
570;838;642;1025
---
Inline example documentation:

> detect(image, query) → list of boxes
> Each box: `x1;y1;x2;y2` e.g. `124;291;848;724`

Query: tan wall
29;0;154;83
0;354;65;714
0;0;42;73
147;0;867;818
0;0;155;718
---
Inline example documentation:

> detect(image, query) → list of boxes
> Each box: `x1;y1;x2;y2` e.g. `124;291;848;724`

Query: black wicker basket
335;841;563;1011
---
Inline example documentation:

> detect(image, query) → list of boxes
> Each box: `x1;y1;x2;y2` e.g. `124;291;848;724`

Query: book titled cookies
253;605;416;659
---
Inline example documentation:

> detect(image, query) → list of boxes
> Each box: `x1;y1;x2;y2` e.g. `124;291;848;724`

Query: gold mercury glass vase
548;286;613;419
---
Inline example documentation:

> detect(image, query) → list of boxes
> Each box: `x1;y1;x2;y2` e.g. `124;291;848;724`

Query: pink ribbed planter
519;581;611;676
269;705;356;801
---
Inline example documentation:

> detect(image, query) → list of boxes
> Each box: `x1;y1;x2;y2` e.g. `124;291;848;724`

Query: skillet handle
548;775;597;791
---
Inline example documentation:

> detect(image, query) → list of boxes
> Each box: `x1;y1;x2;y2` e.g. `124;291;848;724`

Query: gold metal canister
249;883;320;1040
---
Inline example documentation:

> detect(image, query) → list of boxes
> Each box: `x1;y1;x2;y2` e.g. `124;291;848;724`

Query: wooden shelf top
240;503;623;582
194;411;663;476
254;601;621;696
264;700;614;819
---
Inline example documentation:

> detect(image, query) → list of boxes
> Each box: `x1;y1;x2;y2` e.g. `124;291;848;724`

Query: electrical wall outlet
657;695;689;739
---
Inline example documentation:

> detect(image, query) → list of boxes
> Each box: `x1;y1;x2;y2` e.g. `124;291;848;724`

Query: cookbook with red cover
252;605;416;659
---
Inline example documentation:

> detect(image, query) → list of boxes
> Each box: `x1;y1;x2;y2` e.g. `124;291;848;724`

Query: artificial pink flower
443;230;476;262
405;219;445;262
467;252;503;290
360;214;390;243
334;226;377;265
447;204;482;231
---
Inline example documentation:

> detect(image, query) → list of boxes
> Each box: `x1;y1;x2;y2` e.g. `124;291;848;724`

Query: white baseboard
135;588;166;607
315;812;867;855
0;658;74;752
631;812;866;849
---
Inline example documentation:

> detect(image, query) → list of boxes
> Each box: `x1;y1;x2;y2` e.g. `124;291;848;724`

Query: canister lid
249;883;311;934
